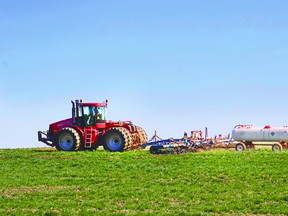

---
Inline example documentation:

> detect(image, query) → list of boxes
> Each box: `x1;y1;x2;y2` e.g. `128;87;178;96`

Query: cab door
82;106;96;126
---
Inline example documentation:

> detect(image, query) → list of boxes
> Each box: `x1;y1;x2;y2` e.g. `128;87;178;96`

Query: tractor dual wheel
103;127;133;152
137;126;148;144
55;127;81;151
272;143;283;151
235;143;246;152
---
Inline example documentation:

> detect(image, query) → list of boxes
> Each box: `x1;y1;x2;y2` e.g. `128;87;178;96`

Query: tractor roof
80;102;107;107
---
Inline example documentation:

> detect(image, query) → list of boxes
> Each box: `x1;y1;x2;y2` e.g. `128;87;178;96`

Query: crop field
0;148;287;215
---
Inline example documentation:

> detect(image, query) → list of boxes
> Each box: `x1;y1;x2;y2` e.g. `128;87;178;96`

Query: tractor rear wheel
103;127;133;152
137;126;148;144
55;127;81;151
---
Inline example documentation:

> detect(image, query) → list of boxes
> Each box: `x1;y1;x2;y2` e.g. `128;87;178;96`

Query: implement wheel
103;127;132;152
235;143;246;152
55;127;81;151
150;146;160;154
272;143;282;151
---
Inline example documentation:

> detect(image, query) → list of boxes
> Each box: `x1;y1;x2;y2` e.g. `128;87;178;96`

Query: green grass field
0;148;287;215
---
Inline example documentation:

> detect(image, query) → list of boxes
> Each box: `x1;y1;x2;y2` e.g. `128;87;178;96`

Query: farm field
0;148;287;215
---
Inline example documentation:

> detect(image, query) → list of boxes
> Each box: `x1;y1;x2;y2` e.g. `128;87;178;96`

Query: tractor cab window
82;106;106;126
96;106;106;121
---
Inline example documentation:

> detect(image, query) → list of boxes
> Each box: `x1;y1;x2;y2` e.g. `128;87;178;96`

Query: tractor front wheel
103;127;132;152
55;127;81;151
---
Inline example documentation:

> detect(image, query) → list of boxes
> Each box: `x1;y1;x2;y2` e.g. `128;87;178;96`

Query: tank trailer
232;124;288;151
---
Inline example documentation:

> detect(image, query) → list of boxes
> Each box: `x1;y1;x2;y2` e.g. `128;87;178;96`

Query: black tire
235;143;246;152
272;143;282;151
150;146;159;154
137;126;148;144
103;127;132;152
55;127;81;151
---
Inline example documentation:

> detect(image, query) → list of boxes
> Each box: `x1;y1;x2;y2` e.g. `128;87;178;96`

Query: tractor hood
49;118;72;133
109;120;133;126
107;120;138;133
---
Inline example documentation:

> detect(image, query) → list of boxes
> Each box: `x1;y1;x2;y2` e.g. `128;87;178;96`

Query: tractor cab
72;100;108;127
82;104;106;126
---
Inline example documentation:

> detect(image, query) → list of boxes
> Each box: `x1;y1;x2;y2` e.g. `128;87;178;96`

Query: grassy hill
0;148;287;215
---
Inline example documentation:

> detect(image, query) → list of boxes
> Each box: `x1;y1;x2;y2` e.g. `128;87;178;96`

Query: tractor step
84;127;95;148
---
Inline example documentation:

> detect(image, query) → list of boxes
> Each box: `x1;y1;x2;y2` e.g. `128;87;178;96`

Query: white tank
232;124;288;142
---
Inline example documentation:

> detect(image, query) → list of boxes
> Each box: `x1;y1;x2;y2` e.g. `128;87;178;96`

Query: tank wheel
272;143;283;151
150;146;160;154
55;127;81;151
103;127;132;152
235;143;246;152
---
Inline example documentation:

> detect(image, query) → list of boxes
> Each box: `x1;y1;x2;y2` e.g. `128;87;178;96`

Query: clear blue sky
1;0;288;148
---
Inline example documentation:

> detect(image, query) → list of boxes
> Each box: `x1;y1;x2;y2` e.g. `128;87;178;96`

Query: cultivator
142;129;235;154
142;138;213;154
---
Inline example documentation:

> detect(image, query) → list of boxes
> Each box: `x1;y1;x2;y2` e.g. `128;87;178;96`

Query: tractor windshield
82;106;107;125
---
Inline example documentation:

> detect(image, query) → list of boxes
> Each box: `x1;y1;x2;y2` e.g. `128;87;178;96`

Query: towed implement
38;99;148;151
142;130;215;154
142;138;213;154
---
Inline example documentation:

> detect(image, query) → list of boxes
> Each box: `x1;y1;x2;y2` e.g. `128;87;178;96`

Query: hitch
38;131;53;146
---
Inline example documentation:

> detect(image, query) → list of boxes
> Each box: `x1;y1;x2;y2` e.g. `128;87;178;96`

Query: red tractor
38;99;148;151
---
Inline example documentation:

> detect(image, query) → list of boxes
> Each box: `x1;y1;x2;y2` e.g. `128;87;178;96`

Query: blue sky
1;0;288;148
